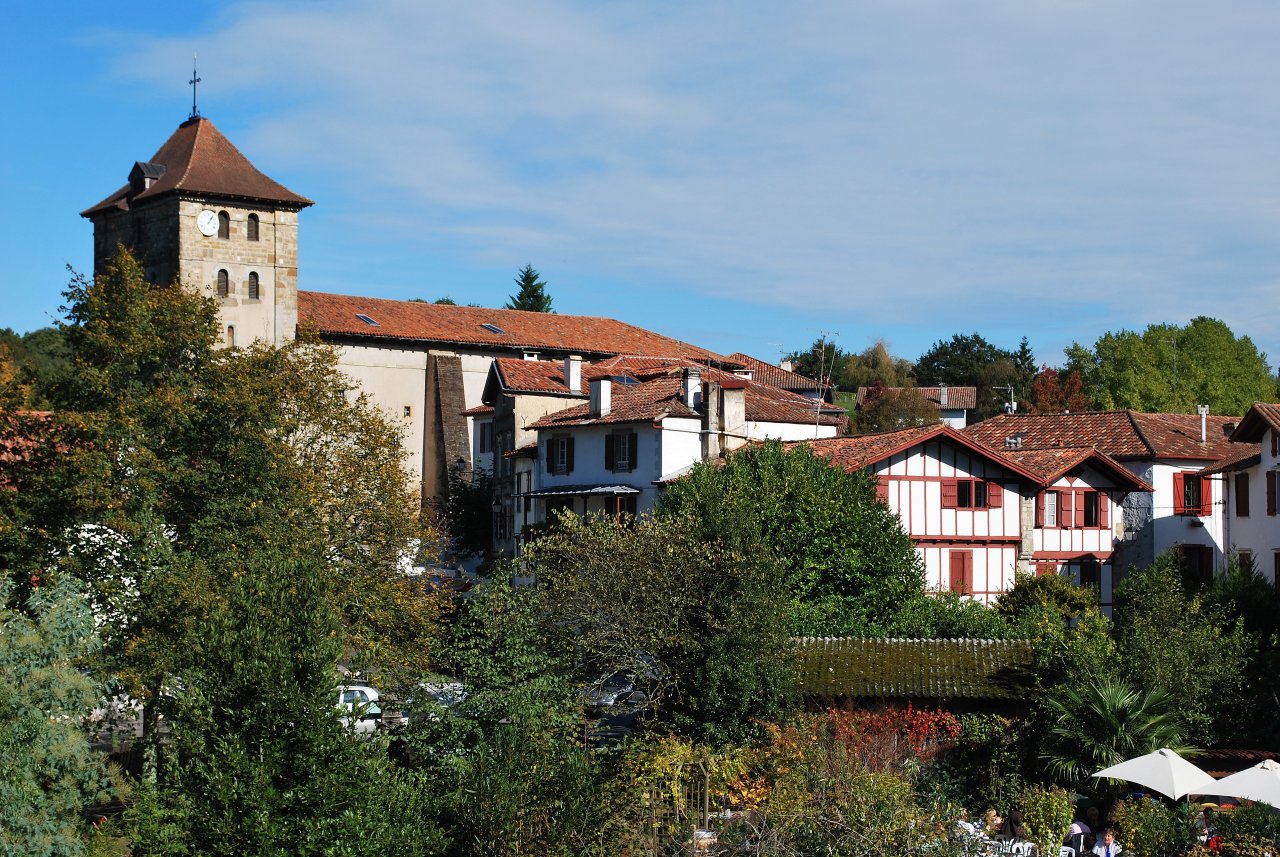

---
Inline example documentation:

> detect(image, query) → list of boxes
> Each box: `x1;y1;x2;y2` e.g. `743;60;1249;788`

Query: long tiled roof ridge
854;385;979;410
1228;402;1280;443
726;352;828;392
796;423;1045;483
965;410;1243;461
298;292;727;363
794;637;1035;700
82;117;313;217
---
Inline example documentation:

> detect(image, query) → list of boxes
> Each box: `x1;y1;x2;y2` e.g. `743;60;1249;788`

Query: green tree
1027;365;1092;414
524;513;797;744
916;333;1035;419
658;440;924;636
855;383;940;433
841;339;916;390
1065;317;1275;414
1040;678;1191;785
0;574;119;857
1113;556;1251;744
504;264;554;313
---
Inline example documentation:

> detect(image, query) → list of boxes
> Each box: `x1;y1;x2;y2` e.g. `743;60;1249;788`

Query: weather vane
189;53;202;121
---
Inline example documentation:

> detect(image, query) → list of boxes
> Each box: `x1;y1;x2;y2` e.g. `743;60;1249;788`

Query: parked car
337;684;382;734
578;671;648;710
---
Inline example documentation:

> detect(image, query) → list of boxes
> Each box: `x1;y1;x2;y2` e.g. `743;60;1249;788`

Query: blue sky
4;1;1280;373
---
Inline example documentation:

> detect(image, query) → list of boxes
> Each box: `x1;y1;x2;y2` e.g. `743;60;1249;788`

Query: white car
337;684;383;734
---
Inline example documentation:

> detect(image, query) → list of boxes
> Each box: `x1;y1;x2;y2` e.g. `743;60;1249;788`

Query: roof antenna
188;53;202;121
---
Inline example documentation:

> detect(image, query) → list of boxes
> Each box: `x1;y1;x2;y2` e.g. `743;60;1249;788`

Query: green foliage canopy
504;264;554;313
658;440;924;636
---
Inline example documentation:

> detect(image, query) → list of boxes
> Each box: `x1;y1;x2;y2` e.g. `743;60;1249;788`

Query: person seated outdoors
954;808;983;839
982;808;1003;838
1091;828;1122;857
1065;808;1095;853
999;810;1027;841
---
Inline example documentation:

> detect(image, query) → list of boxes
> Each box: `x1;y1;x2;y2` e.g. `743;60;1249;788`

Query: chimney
683;367;702;408
1197;404;1210;443
938;383;948;408
523;350;540;361
564;355;582;393
589;378;611;418
780;358;794;372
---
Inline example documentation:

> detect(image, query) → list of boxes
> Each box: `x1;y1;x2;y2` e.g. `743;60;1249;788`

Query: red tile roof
459;404;494;416
298;292;727;362
792;424;1044;483
525;356;844;429
726;352;828;393
82;117;312;217
999;447;1151;491
1228;402;1280;443
1199;444;1260;475
855;386;978;410
965;411;1247;462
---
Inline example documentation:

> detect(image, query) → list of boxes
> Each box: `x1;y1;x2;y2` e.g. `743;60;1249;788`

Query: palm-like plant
1041;677;1194;783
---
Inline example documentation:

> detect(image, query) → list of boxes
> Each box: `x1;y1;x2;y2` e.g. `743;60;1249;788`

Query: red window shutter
604;434;615;471
949;550;972;594
1267;471;1277;516
987;481;1003;509
566;437;575;474
1173;472;1187;515
942;479;958;509
1237;473;1250;517
1035;493;1044;527
1198;477;1212;517
876;477;889;503
1099;492;1110;528
1074;490;1086;529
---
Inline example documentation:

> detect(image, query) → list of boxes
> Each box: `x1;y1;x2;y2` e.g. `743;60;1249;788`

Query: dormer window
247;213;259;242
355;313;379;326
216;269;229;298
217;211;230;240
248;271;260;300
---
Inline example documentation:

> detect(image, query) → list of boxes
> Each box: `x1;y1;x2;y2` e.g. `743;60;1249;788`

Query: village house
478;354;845;553
797;424;1148;608
964;410;1248;583
1198;403;1280;586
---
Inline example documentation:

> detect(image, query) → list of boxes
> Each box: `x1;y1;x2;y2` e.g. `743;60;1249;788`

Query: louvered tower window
217;211;230;239
216;269;229;298
247;213;259;241
248;271;260;300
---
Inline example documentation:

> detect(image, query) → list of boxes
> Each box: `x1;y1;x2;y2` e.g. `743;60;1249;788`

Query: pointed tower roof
81;116;313;217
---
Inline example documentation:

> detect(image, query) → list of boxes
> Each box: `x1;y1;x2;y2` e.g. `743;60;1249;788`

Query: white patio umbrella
1092;748;1216;799
1209;759;1280;809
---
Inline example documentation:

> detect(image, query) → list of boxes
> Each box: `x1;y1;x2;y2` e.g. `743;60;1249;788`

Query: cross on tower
189;54;202;121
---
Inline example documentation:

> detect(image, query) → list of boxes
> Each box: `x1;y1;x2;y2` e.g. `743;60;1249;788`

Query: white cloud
106;0;1280;361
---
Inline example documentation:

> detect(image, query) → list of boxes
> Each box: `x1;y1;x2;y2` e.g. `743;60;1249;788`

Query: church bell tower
81;115;313;347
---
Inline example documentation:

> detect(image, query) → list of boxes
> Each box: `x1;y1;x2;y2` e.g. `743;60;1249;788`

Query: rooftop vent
481;322;506;335
1004;432;1026;451
355;313;379;326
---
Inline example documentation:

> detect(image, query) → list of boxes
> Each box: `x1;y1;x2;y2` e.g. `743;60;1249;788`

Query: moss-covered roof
796;637;1035;700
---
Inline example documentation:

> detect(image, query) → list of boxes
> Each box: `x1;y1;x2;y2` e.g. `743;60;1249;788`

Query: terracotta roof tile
965;411;1246;462
459;404;494;416
525;357;844;429
999;447;1152;491
726;352;828;393
297;292;727;362
82;117;312;217
855;386;978;410
1199;444;1261;475
796;637;1035;700
1229;403;1280;443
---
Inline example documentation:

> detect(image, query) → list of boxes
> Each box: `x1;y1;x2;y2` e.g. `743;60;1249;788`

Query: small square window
403;405;412;418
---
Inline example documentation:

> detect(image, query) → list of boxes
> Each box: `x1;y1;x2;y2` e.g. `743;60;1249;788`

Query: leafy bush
1111;796;1198;857
1213;802;1280;850
1019;784;1075;857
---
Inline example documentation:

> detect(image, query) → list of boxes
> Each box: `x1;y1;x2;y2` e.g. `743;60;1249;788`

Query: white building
1200;403;1279;584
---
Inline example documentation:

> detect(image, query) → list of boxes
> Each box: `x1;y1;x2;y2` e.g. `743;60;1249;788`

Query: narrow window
1043;491;1059;527
478;422;493;454
547;436;574;475
1237;473;1251;517
217;210;230;240
605;431;637;473
216;269;229;298
956;480;973;509
949;550;973;594
247;213;260;241
1238;550;1253;570
1083;492;1100;527
1080;558;1101;589
226;325;235;347
248;271;260;300
403;405;412;418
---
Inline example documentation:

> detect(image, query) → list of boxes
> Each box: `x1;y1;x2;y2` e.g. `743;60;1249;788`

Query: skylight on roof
481;322;506;334
355;313;380;326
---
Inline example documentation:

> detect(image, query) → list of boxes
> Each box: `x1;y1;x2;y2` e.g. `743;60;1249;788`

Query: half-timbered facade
1201;403;1280;585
